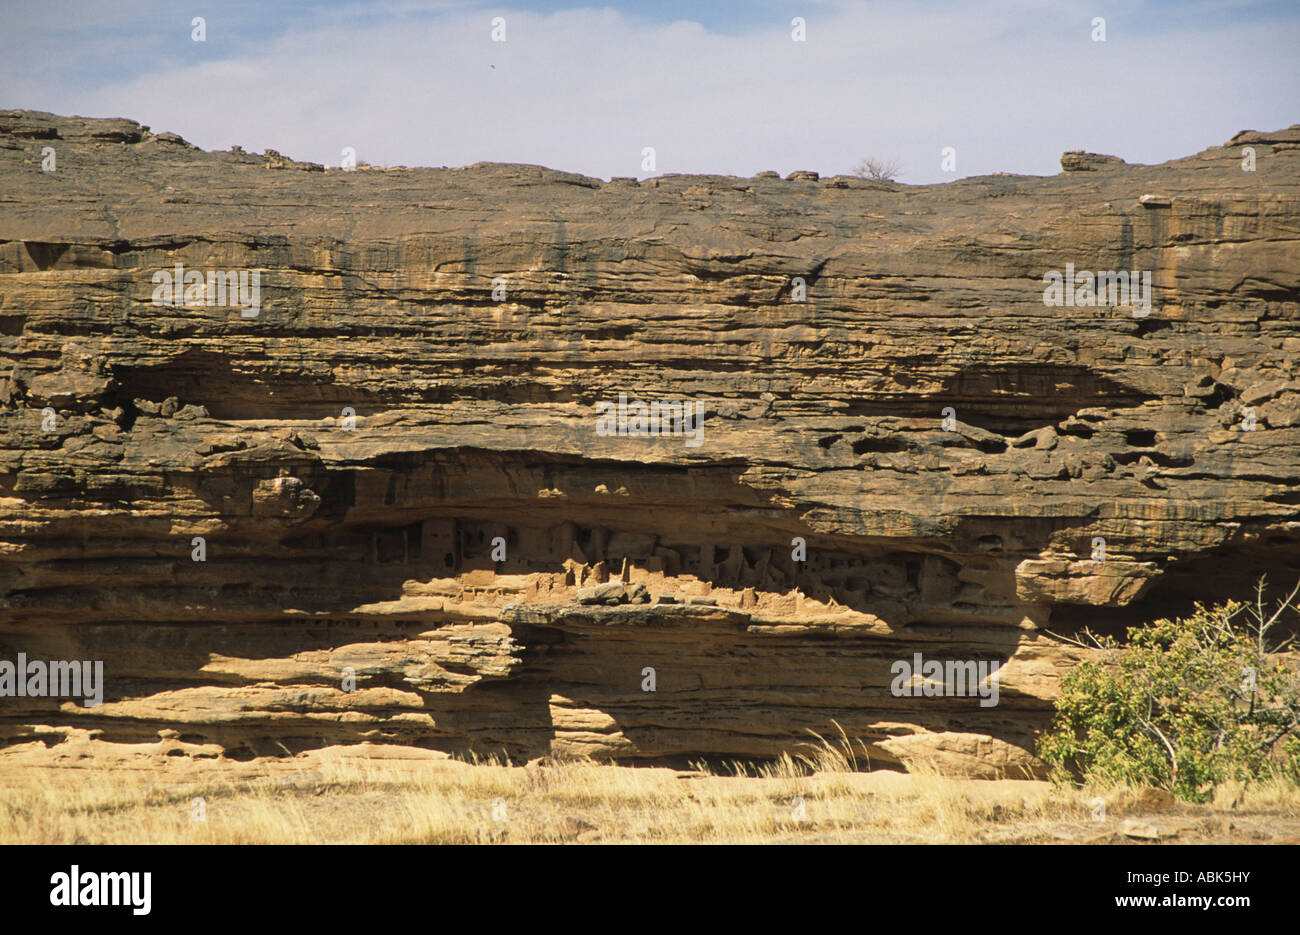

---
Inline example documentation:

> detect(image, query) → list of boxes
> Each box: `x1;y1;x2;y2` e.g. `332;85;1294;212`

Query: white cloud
8;0;1300;182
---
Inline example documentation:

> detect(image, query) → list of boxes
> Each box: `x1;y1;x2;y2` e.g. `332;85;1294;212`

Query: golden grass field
3;732;1299;844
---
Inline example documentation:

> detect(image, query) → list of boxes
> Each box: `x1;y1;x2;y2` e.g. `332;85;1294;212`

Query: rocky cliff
2;110;1298;776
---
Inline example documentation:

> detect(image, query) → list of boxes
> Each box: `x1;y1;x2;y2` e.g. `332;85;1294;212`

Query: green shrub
1038;580;1300;801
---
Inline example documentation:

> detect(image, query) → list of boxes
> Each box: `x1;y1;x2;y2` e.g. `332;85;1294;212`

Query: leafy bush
1039;580;1300;801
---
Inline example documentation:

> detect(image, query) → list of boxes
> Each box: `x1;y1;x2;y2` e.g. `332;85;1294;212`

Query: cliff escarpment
2;110;1299;776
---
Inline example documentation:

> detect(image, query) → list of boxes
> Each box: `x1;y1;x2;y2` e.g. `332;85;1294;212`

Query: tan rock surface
1;111;1298;772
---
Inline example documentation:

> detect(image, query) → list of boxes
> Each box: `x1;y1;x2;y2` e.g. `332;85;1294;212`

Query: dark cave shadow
490;612;1038;768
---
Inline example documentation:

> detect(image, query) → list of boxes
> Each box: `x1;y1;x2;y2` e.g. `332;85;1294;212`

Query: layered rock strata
2;110;1299;775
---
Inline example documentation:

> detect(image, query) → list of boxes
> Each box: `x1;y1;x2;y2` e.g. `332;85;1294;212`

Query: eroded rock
0;111;1298;775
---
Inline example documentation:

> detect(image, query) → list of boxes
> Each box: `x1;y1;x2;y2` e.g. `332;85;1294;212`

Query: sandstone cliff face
1;110;1298;774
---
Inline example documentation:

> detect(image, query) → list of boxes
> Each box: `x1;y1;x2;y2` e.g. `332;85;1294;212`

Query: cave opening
1048;544;1300;644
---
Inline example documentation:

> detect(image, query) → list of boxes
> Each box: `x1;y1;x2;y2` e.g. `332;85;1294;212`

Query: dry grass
3;737;1299;844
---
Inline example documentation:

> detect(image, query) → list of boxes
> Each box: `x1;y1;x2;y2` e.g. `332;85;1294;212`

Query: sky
1;0;1297;183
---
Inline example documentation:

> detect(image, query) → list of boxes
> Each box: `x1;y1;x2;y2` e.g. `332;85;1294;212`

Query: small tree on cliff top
851;156;901;182
1038;578;1300;801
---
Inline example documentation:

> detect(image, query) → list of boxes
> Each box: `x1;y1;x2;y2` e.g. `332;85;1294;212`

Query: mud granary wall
2;110;1299;776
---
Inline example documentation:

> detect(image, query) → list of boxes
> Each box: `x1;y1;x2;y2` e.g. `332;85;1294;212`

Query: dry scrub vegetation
3;734;1298;844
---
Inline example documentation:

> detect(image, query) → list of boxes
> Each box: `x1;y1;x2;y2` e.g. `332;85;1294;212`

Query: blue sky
2;1;1297;182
